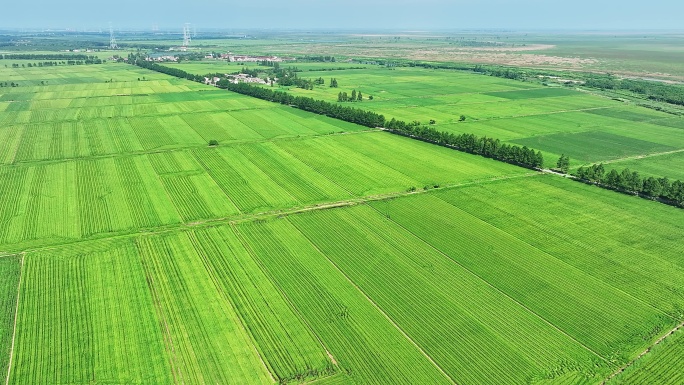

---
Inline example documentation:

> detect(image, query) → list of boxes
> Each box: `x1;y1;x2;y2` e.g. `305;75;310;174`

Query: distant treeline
385;118;544;169
307;67;368;72
574;163;684;207
217;81;386;128
132;56;205;82
584;75;684;107
6;60;100;67
300;55;336;62
0;54;102;63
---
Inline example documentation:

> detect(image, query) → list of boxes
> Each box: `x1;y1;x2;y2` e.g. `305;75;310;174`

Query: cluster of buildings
204;73;274;86
226;55;294;63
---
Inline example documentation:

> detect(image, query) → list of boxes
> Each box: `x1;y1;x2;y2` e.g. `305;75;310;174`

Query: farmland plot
369;192;676;361
237;219;454;385
269;64;684;168
289;206;609;384
10;242;173;385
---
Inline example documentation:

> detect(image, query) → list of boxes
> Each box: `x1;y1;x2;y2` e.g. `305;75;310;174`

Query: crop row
289;206;607;384
433;176;684;317
10;243;172;384
370;192;672;361
236;219;453;385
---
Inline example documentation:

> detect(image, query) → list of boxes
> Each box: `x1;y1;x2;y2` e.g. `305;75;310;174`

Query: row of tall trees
575;163;684;206
338;90;362;102
216;81;386;128
385;118;544;169
0;53;100;61
301;55;336;62
130;54;205;82
584;75;684;107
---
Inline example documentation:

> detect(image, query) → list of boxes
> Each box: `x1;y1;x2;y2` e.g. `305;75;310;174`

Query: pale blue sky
4;0;683;30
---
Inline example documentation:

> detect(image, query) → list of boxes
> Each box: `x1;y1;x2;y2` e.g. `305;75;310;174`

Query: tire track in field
186;231;277;384
601;320;684;384
5;253;24;385
286;219;459;385
229;225;338;381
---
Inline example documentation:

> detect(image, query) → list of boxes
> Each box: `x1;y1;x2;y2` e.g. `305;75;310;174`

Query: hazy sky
4;0;684;30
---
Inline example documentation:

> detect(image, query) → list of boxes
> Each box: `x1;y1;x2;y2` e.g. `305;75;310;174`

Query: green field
0;58;682;384
225;63;684;173
608;328;684;385
603;151;684;181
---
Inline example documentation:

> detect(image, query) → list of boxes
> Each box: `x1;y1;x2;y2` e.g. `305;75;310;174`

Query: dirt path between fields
600;148;684;165
5;253;24;385
601;320;684;384
0;171;538;258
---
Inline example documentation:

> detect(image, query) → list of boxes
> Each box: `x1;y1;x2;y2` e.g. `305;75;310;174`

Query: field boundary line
368;203;609;363
595;148;684;166
0;127;379;169
601;320;684;384
287;220;459;385
5;253;24;385
230;225;341;376
0;172;538;257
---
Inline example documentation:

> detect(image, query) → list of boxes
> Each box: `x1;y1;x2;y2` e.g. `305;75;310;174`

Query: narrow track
5;254;24;385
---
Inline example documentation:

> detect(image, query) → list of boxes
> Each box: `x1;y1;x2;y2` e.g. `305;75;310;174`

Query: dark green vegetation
1;38;683;384
574;163;684;207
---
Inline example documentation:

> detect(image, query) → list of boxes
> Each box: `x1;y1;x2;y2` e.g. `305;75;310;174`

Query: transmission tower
182;23;191;47
109;23;118;49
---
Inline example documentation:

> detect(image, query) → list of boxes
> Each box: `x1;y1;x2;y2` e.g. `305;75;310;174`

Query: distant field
1;59;682;385
602;151;684;181
230;63;684;170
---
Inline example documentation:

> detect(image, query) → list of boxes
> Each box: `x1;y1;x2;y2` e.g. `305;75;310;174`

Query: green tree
605;169;620;187
357;91;362;101
642;177;663;198
556;154;570;173
351;89;357;101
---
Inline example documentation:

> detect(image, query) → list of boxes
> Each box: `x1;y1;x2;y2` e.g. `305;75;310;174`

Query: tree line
131;57;544;170
216;81;386;128
584;75;684;107
0;53;101;61
133;56;684;209
385;118;544;169
338;90;362;102
574;163;684;207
